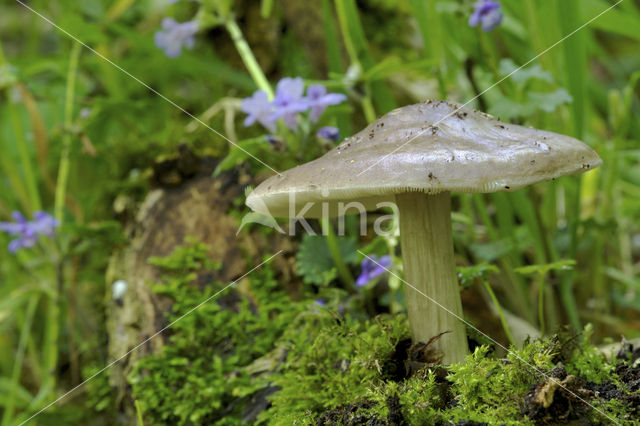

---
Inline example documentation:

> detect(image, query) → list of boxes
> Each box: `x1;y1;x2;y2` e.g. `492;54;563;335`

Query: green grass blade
334;0;396;116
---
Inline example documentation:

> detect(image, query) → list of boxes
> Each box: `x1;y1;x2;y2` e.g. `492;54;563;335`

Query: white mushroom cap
247;100;601;218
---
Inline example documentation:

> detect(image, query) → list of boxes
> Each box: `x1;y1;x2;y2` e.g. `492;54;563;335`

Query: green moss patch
126;242;639;425
127;240;305;424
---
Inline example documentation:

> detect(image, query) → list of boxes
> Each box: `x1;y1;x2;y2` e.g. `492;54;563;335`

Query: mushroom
246;100;601;364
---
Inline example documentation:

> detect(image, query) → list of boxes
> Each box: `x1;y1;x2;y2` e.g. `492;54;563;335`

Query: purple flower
356;255;392;287
154;18;199;58
306;85;347;122
241;77;347;132
242;90;276;132
0;211;28;236
31;211;59;237
314;299;326;307
0;211;59;253
316;126;340;142
469;0;503;32
268;77;309;130
0;212;37;252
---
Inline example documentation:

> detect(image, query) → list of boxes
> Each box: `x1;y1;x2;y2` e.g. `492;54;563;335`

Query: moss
265;318;637;425
124;241;637;424
83;364;115;414
127;240;305;425
262;312;411;424
563;324;614;384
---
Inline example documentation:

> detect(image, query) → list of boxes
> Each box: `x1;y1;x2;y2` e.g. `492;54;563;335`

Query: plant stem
321;217;355;291
334;0;359;71
558;0;587;332
559;179;582;331
0;40;32;211
135;400;145;426
8;102;41;212
473;195;533;323
31;263;62;410
396;192;468;364
260;0;274;18
334;0;372;120
0;135;31;211
361;96;377;123
1;295;39;426
225;18;273;98
482;280;516;347
54;42;81;222
538;274;546;335
0;38;6;63
408;0;446;98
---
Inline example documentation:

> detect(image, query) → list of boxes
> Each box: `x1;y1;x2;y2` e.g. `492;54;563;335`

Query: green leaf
469;228;533;262
296;234;358;286
456;264;500;289
528;89;573;113
581;0;640;42
488;97;538;121
514;259;576;277
0;378;32;409
0;288;31;327
361;57;437;82
489;89;572;120
0;64;18;90
58;14;107;45
499;59;553;85
213;137;270;176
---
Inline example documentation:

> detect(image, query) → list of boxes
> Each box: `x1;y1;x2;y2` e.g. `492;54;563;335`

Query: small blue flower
314;299;326;307
242;90;276;132
0;212;37;252
0;211;59;253
316;126;341;142
242;78;347;132
356;255;392;287
154;18;199;58
469;0;503;32
269;77;309;130
31;211;59;237
0;211;28;236
306;85;347;122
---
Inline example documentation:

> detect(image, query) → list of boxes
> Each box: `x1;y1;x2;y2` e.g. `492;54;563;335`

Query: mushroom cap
247;100;601;218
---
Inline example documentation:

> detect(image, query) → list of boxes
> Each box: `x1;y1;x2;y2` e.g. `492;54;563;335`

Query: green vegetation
265;319;637;425
0;0;639;424
122;242;638;425
128;241;306;424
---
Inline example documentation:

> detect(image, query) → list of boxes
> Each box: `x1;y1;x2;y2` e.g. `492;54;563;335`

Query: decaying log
105;152;297;421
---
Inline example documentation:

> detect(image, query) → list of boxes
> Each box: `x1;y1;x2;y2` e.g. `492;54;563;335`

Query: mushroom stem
396;191;468;364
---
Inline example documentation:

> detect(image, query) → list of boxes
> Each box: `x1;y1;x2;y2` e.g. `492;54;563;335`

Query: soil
316;400;384;425
316;395;407;426
382;333;451;382
523;357;640;424
522;365;595;423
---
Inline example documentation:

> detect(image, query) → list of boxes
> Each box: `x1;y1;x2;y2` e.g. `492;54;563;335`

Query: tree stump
104;152;297;421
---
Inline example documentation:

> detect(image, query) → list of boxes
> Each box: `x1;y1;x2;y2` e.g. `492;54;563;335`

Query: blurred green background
0;0;639;424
